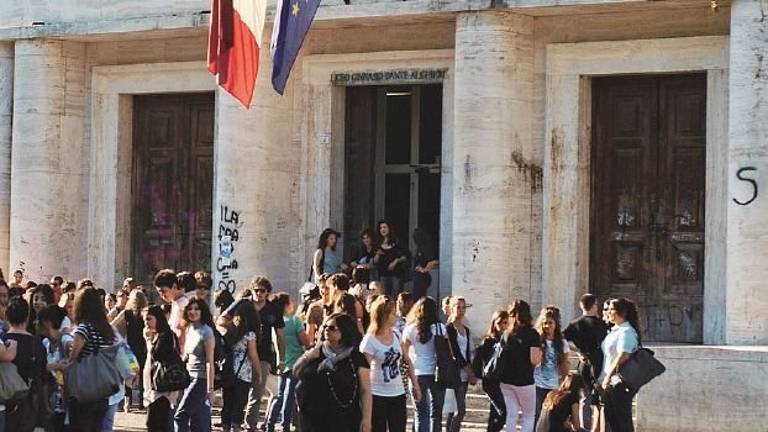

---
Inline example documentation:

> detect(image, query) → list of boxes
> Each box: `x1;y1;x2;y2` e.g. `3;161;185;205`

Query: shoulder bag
617;345;666;391
433;324;460;389
66;342;127;403
152;334;191;392
0;361;29;403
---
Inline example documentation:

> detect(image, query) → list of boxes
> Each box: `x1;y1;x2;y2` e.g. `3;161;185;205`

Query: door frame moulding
89;61;215;290
299;49;454;294
542;36;729;344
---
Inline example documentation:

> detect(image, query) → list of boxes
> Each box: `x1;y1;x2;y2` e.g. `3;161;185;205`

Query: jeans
499;383;536;432
221;379;252;429
174;377;212;432
244;361;273;429
265;371;299;432
379;276;403;297
482;380;505;432
535;386;553;428
69;398;109;432
147;397;173;432
603;383;636;432
102;401;119;431
414;375;445;432
371;394;407;432
446;381;468;432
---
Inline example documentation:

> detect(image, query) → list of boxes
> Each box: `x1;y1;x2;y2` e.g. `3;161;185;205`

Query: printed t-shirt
360;332;405;397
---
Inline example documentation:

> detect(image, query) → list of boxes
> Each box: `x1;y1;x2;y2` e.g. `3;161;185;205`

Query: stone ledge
637;343;768;432
645;343;768;362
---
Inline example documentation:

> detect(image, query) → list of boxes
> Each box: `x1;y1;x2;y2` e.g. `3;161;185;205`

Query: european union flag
270;0;321;95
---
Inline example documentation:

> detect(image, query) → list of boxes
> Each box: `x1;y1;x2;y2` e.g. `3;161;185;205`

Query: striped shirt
74;322;113;359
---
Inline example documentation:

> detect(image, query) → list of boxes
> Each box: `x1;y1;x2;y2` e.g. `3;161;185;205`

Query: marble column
10;40;86;282
212;48;298;297
0;43;12;274
452;12;535;324
726;0;768;344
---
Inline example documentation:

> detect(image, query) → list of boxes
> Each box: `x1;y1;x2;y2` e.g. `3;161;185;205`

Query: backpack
482;339;506;381
213;329;234;389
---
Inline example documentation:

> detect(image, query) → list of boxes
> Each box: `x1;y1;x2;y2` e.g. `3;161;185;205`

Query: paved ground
113;389;495;431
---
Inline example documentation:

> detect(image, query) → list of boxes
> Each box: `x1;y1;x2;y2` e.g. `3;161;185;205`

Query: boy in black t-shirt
563;294;608;431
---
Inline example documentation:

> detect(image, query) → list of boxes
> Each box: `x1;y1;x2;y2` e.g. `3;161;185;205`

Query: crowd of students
0;225;643;432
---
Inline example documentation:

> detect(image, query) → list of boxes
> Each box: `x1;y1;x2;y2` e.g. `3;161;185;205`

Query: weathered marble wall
212;49;298;297
451;11;536;327
10;40;86;281
727;0;768;345
637;345;768;431
0;43;12;275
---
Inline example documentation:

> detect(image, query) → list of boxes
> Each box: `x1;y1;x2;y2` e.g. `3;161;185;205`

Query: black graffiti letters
217;205;241;293
733;167;758;206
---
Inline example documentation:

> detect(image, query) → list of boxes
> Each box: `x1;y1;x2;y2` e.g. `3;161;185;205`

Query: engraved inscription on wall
332;68;448;86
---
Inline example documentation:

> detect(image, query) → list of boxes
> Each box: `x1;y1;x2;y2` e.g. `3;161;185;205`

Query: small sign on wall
332;68;448;86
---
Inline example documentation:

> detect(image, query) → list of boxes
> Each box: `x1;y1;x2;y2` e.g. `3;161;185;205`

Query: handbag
482;340;506;381
151;333;191;392
0;361;29;403
433;324;460;389
152;362;191;392
617;346;666;391
66;343;126;402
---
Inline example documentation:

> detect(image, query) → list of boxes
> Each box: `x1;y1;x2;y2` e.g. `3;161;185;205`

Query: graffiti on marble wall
733;166;758;206
217;205;241;294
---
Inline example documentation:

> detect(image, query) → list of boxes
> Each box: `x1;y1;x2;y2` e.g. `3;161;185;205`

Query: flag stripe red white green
208;0;267;108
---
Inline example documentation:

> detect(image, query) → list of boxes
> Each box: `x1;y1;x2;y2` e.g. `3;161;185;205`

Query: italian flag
208;0;267;108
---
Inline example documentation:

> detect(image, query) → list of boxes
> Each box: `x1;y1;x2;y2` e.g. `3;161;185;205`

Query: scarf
317;341;354;373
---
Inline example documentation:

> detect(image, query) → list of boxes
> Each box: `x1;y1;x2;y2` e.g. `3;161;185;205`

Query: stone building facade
1;0;767;430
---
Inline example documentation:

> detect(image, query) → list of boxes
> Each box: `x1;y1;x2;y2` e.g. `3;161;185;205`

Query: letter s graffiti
733;167;758;206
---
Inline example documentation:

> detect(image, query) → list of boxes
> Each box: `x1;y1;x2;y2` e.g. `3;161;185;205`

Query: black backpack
482;339;506;381
213;329;234;389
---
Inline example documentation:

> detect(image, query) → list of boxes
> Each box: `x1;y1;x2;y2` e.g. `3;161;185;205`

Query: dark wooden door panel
591;74;706;343
133;93;214;285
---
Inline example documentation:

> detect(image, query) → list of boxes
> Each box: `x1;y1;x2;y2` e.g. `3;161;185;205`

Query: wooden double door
590;75;706;343
132;93;215;285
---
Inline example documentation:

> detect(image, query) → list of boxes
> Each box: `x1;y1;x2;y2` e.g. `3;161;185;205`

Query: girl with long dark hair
143;305;181;432
499;299;543;432
373;220;409;297
294;313;372;432
28;283;55;334
533;306;570;426
68;287;116;432
218;299;262;432
313;228;348;282
401;297;445;432
175;298;216;432
600;298;641;432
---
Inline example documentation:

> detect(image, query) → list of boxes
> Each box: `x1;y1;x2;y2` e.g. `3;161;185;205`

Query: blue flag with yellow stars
270;0;321;95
